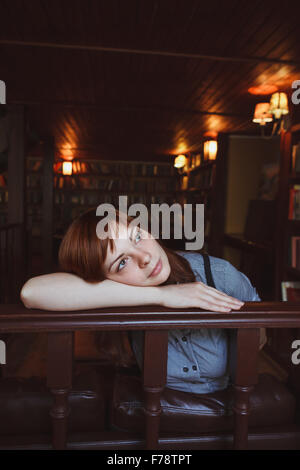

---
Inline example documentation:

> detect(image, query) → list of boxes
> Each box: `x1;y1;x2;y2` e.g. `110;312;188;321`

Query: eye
135;229;142;242
117;258;128;272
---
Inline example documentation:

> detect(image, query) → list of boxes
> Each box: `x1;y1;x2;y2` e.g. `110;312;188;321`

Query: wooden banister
0;301;300;450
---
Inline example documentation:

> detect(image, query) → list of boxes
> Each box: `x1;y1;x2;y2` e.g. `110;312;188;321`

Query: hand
158;281;244;312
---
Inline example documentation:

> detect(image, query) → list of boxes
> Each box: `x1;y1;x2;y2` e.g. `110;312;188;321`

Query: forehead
105;218;153;255
104;219;132;259
106;216;131;239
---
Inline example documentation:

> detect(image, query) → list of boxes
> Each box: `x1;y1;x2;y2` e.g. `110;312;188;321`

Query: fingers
194;297;238;313
198;291;244;310
196;282;244;309
199;302;232;313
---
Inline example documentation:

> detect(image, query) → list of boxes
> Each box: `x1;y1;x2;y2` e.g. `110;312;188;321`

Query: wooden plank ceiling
0;0;300;162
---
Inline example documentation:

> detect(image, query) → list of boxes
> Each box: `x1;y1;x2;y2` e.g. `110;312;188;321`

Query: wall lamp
252;92;289;137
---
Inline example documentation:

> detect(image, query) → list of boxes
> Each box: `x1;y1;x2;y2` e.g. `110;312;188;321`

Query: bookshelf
0;182;8;226
265;124;300;376
26;157;181;273
25;138;54;276
275;124;300;299
176;148;219;253
52;159;179;234
0;105;26;302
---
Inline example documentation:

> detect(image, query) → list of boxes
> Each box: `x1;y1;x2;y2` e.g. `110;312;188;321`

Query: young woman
21;208;266;394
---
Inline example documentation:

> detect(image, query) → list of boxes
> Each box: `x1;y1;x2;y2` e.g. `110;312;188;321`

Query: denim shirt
130;251;261;394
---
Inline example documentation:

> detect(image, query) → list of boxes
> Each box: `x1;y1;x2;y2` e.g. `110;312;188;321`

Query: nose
137;250;151;268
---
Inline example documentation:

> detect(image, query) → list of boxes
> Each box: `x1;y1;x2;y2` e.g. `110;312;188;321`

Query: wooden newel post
143;330;168;450
47;332;74;450
233;328;260;450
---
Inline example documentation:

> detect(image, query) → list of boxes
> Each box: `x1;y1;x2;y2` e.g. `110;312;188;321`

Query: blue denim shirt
130;251;261;394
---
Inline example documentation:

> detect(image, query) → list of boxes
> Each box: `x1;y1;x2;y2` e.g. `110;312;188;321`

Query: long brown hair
58;207;196;285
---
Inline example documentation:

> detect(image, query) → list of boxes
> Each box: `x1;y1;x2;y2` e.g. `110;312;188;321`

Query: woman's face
102;219;171;286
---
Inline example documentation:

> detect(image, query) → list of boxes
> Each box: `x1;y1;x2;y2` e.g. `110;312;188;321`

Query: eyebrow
108;226;135;271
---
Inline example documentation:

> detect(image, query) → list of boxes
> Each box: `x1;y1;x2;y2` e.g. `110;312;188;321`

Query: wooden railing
1;301;300;450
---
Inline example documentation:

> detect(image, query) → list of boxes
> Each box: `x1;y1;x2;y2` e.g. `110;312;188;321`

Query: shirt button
182;336;187;342
183;367;189;373
192;365;197;371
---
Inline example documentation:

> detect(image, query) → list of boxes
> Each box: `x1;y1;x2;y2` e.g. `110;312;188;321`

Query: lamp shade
62;161;73;175
203;140;218;161
252;103;273;125
269;92;289;119
174;154;187;168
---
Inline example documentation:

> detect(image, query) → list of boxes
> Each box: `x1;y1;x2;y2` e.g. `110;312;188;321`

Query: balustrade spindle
143;330;168;450
47;332;74;450
233;328;260;450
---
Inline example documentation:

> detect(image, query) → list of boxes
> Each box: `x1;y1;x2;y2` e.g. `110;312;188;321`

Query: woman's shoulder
175;250;230;272
175;250;261;301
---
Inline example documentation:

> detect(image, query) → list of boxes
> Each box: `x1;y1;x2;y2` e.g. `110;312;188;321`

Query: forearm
20;273;162;311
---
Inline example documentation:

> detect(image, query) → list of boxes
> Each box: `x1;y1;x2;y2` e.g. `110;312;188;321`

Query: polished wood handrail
1;301;300;451
1;302;300;331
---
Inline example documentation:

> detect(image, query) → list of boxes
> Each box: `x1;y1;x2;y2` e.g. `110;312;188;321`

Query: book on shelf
288;184;300;220
54;192;65;204
188;166;214;190
73;161;81;174
281;281;300;301
53;161;62;173
27;173;42;188
292;143;300;173
27;190;42;204
0;173;7;187
58;176;64;189
27;159;42;172
0;213;7;225
288;236;300;269
52;160;178;183
98;162;112;174
0;190;8;203
181;176;189;191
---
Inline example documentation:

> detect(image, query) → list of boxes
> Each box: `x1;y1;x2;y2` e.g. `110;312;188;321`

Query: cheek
106;265;144;285
143;237;162;254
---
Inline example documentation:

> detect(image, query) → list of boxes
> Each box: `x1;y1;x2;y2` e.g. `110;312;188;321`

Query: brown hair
58;207;196;285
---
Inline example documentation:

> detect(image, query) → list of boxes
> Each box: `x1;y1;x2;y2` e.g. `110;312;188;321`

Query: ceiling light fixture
203;140;218;161
252;103;273;126
62;161;73;175
252;92;289;137
174;154;187;168
269;92;289;119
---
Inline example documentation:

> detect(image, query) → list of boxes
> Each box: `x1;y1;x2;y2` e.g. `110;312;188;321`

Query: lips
149;258;162;277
